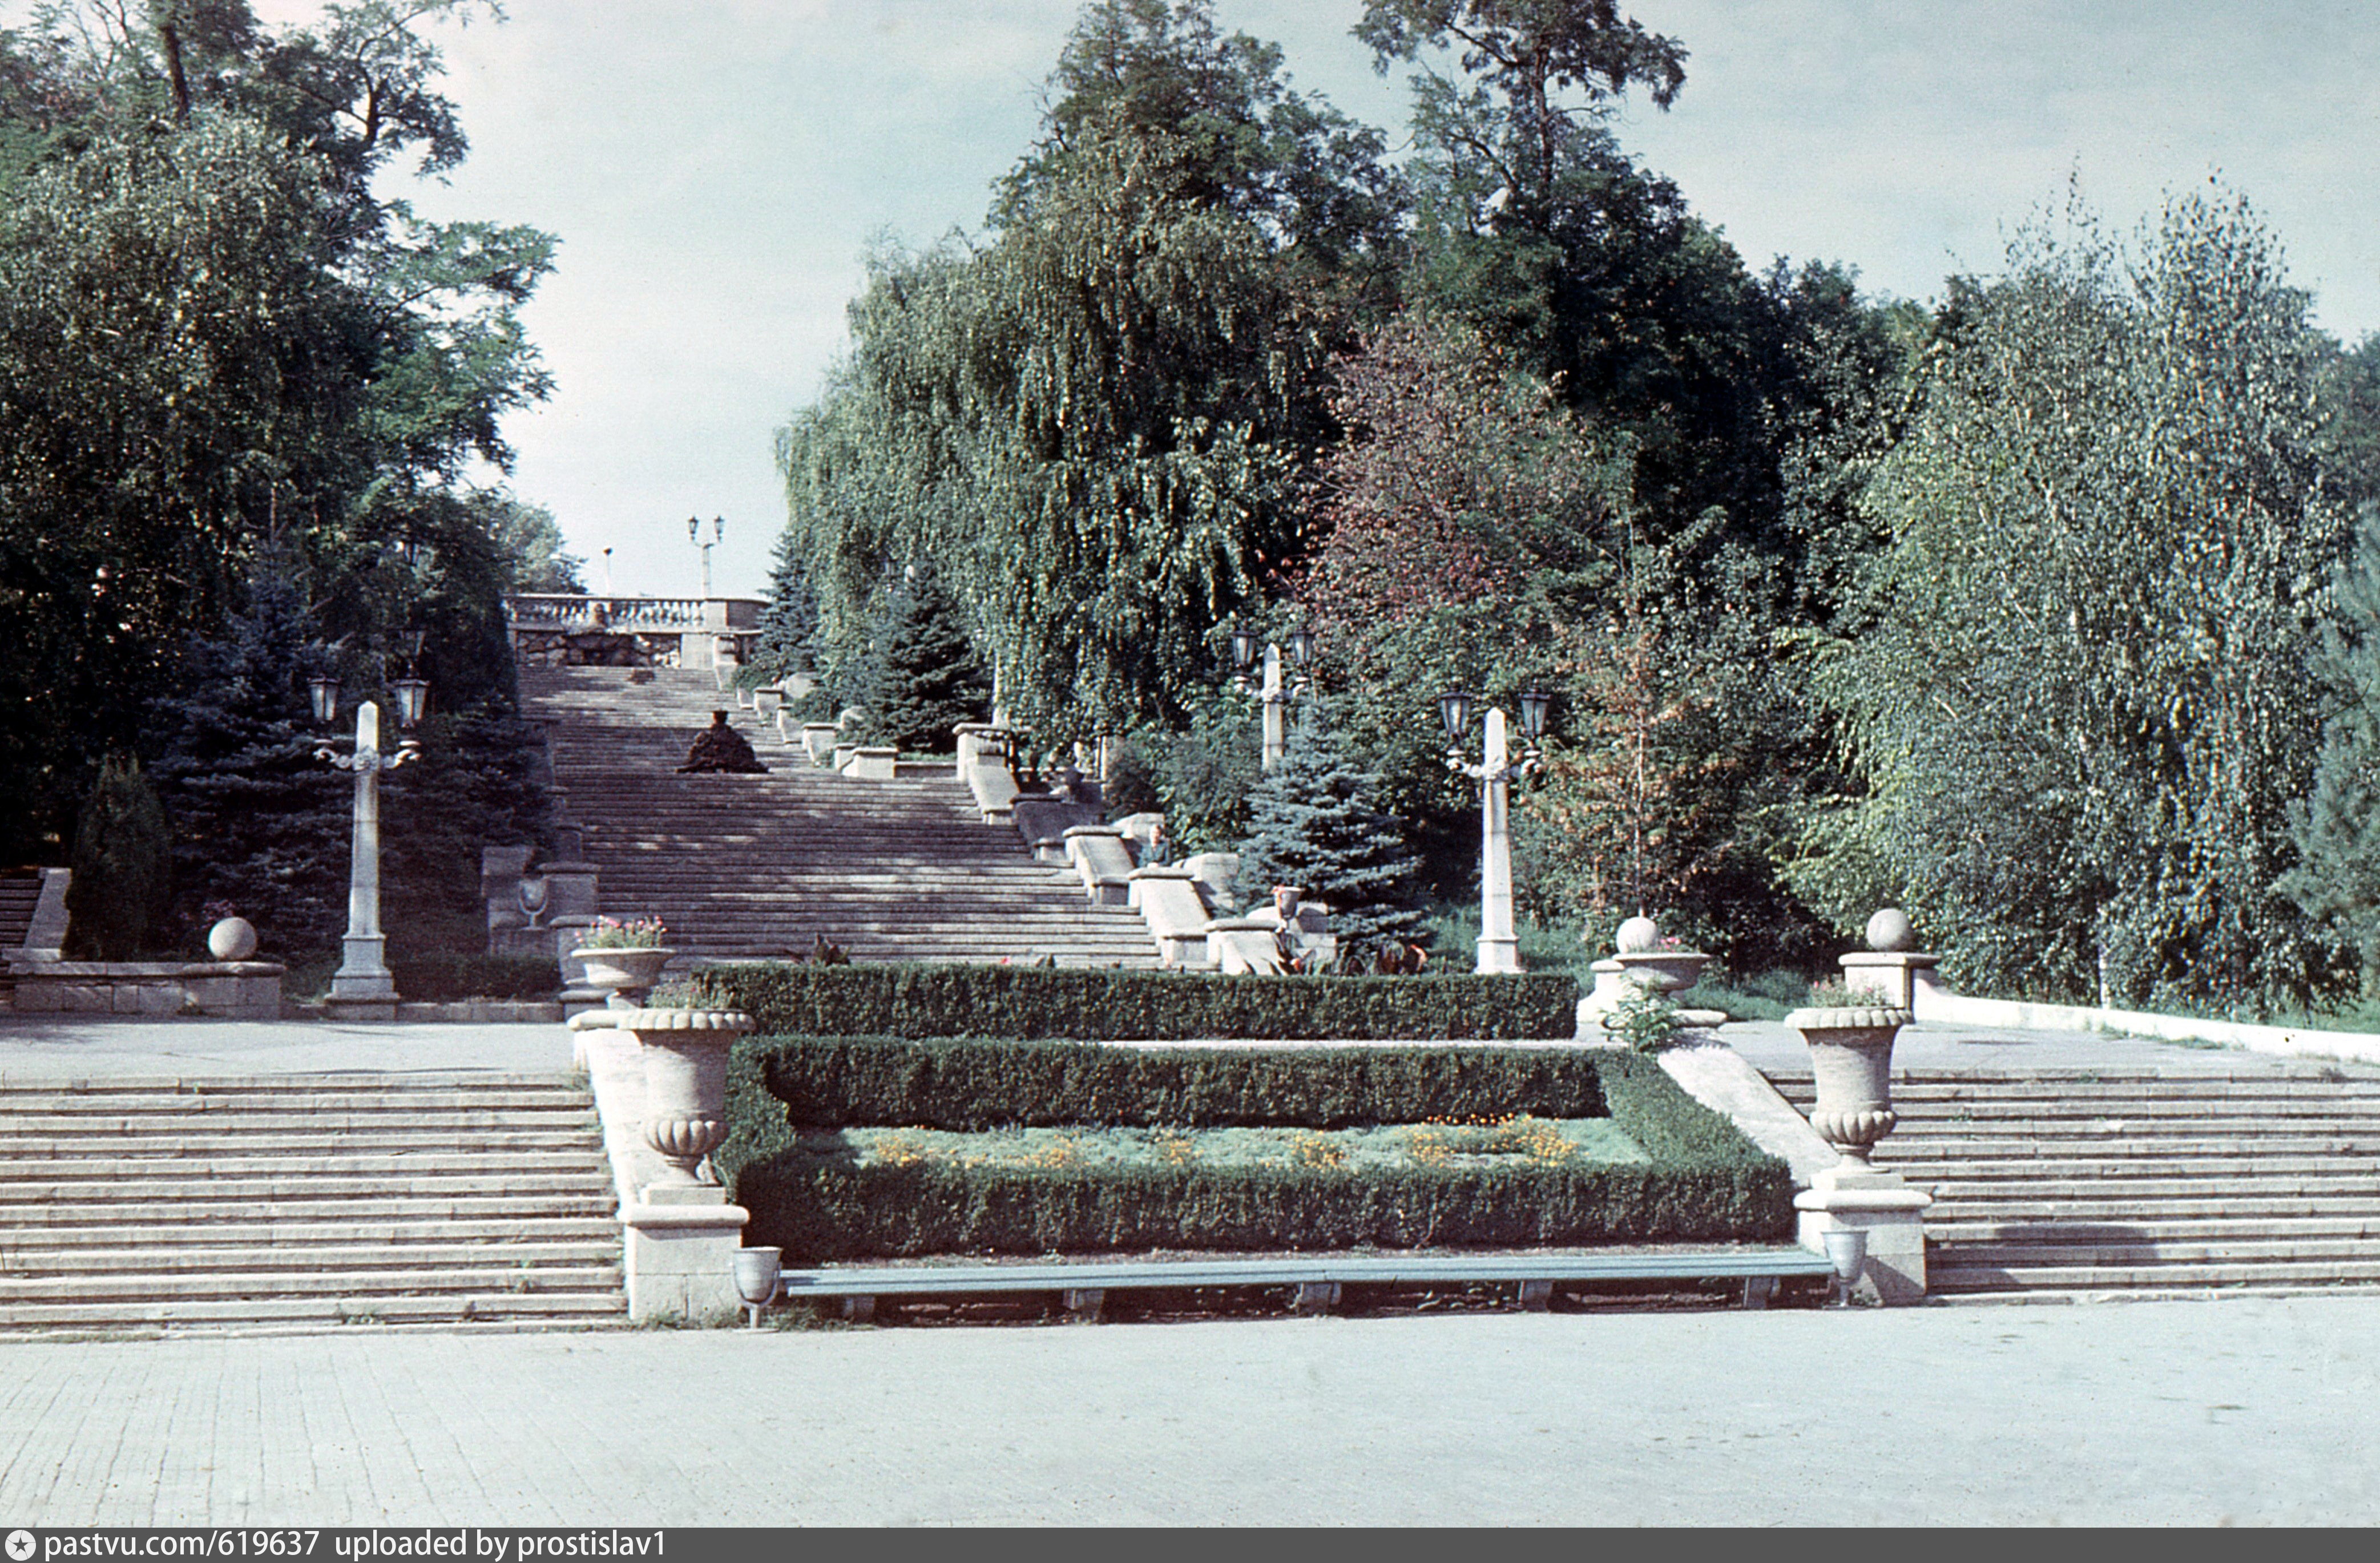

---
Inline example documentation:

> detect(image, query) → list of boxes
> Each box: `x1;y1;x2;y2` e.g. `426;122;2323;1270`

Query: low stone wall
12;961;285;1020
1912;975;2380;1067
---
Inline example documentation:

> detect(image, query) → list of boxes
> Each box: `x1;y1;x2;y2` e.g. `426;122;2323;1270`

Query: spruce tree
1233;720;1426;957
63;754;173;959
150;564;349;957
852;570;991;753
753;535;824;682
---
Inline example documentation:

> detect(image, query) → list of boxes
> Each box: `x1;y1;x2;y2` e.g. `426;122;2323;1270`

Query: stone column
1476;707;1519;975
327;701;397;1020
1260;644;1286;772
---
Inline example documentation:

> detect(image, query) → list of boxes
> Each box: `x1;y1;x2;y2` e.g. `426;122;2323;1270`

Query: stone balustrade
506;593;764;669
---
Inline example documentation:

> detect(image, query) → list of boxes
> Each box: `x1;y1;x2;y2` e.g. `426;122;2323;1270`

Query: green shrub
696;963;1580;1041
719;1042;1791;1261
736;1036;1609;1130
64;754;173;960
388;953;561;1003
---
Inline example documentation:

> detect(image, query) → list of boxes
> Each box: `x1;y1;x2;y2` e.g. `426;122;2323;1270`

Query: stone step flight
0;1073;626;1333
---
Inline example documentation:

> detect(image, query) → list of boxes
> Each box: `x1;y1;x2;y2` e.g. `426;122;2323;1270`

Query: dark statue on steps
677;711;769;773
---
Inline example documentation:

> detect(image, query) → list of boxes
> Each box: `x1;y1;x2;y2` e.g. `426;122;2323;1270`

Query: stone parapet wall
13;961;284;1020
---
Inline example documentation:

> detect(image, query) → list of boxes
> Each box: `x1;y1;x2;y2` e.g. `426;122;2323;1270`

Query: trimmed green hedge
743;1036;1609;1130
720;1041;1792;1261
695;963;1579;1040
389;953;560;1002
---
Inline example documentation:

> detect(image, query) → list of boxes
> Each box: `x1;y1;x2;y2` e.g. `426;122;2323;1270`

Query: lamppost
311;640;429;1020
1228;625;1316;771
687;515;723;600
1438;687;1552;975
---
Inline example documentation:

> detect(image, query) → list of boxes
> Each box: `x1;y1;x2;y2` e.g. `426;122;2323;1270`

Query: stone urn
569;946;676;1009
1785;1004;1913;1167
618;1007;756;1183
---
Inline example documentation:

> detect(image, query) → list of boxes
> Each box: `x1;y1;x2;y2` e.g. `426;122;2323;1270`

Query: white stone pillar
328;701;396;1018
1260;644;1286;772
1476;707;1519;974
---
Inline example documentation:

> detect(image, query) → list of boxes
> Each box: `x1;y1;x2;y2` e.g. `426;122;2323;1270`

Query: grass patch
1676;970;1814;1023
789;1117;1647;1176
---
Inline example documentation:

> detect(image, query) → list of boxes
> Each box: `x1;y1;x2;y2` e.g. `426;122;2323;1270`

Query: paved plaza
2;1295;2377;1525
2;1012;2374;1525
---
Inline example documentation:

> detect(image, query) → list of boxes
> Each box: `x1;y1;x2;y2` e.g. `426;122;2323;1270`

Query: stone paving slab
2;1297;2379;1524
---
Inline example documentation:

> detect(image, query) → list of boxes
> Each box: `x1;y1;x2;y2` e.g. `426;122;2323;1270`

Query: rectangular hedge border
719;1042;1793;1261
694;963;1579;1041
741;1036;1611;1130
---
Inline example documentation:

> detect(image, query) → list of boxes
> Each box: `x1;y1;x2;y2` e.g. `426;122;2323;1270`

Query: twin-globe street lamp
308;637;429;1017
1438;687;1552;975
1228;625;1315;772
688;515;724;600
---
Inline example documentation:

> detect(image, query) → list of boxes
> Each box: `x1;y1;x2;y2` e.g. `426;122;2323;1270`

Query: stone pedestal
800;723;841;766
623;1184;752;1324
1840;951;1940;1009
1794;1166;1933;1304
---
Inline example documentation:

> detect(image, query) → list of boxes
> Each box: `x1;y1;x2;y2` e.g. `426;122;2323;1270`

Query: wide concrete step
0;1172;616;1204
3;1217;619;1247
7;1241;621;1277
4;1194;619;1225
1933;1215;2380;1242
1929;1257;2380;1291
0;1264;623;1303
0;1131;604;1157
1933;1235;2380;1266
10;1150;612;1180
1878;1136;2380;1159
1914;1172;2380;1198
0;1293;627;1330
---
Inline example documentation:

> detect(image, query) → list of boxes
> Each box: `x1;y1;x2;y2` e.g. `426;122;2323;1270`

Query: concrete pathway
2;1295;2378;1524
0;1017;573;1079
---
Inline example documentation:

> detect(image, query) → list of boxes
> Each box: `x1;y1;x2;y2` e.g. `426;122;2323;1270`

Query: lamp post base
328;932;397;1019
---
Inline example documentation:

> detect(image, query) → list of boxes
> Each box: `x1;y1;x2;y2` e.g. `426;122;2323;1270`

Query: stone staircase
0;1072;626;1332
0;871;35;1004
518;665;1157;967
1769;1067;2380;1301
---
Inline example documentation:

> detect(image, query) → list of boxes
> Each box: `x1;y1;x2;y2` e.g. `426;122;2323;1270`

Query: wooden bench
776;1249;1838;1322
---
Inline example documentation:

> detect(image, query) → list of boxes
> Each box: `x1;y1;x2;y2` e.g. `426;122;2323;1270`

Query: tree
1794;191;2356;1011
776;0;1402;738
63;754;173;959
0;1;554;862
149;558;350;956
1233;719;1426;957
850;568;991;754
2286;518;2380;983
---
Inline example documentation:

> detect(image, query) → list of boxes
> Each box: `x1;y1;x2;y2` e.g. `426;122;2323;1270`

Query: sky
302;0;2380;602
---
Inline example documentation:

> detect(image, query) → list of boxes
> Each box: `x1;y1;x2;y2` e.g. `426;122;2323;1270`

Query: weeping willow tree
1792;190;2357;1012
774;0;1401;740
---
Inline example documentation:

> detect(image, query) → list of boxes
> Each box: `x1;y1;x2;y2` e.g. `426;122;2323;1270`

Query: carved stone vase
1785;1005;1913;1166
570;946;675;1009
618;1007;756;1184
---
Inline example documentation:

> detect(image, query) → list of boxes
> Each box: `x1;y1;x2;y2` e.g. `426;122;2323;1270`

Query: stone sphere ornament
207;916;259;962
1865;907;1914;953
1613;915;1661;954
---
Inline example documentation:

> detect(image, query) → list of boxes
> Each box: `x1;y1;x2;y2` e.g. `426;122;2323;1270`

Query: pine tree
1233;720;1426;956
149;564;349;958
852;570;991;754
63;754;174;959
